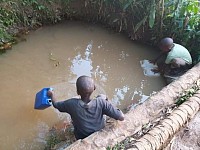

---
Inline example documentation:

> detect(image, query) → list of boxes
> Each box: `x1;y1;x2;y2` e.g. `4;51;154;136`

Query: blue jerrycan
34;87;53;110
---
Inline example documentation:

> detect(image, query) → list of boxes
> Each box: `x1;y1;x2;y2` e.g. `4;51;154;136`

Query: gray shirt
53;95;123;139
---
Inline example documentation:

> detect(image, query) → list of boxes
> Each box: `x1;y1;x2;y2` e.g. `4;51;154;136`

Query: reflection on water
0;21;166;149
70;41;108;85
68;40;163;110
112;86;130;106
70;41;93;77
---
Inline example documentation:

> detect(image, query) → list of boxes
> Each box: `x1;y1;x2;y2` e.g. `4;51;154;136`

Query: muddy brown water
0;21;166;149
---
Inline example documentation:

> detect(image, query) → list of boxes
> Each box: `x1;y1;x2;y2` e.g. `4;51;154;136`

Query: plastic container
34;87;53;110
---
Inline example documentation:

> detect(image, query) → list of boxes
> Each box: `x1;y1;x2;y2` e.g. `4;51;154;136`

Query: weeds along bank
0;0;200;64
0;0;71;51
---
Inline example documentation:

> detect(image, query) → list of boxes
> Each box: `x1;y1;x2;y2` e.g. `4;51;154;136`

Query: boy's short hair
76;76;95;95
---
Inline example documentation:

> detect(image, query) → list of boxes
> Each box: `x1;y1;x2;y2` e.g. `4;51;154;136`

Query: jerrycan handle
47;87;54;104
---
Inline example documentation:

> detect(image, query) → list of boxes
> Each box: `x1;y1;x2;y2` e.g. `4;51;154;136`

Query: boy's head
159;37;174;52
76;76;96;97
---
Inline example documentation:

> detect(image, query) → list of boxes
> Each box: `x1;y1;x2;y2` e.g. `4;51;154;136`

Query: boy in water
152;37;192;77
48;76;124;140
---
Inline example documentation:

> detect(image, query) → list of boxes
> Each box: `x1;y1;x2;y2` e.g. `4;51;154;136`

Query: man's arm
151;51;166;64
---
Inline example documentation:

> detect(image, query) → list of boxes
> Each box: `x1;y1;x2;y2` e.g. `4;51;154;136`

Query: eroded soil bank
165;111;200;150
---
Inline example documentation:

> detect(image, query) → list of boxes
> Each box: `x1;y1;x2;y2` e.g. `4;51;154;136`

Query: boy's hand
47;90;57;104
47;90;54;98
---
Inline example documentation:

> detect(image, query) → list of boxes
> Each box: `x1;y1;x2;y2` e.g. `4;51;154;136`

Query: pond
0;21;166;149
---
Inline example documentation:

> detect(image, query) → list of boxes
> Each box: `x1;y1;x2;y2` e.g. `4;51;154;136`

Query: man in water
152;37;192;82
48;75;124;140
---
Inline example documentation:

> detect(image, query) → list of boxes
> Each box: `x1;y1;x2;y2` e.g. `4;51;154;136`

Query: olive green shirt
165;43;192;65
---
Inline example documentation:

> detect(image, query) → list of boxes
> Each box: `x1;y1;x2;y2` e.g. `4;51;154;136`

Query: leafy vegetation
1;0;199;63
45;132;61;150
44;124;75;150
0;0;72;52
78;0;200;64
0;0;200;63
152;0;200;65
175;79;200;105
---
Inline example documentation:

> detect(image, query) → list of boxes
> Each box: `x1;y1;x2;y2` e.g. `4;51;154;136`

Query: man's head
159;37;174;52
76;76;96;97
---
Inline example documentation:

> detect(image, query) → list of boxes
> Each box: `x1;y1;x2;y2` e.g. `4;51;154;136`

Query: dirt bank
165;111;200;150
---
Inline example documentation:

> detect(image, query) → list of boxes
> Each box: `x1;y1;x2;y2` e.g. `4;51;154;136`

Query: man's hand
149;59;157;64
151;68;160;73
